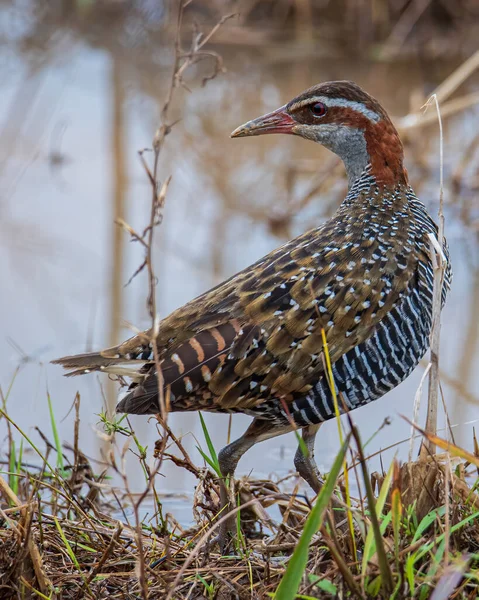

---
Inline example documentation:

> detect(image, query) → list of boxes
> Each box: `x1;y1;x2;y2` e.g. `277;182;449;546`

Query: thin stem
422;93;446;457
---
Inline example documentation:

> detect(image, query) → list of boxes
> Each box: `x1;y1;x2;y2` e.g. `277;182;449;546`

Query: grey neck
321;126;370;188
303;125;370;188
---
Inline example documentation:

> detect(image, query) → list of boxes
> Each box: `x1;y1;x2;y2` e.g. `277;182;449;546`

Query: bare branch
113;2;231;580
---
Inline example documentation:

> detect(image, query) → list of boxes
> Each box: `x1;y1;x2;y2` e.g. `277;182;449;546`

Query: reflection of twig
379;0;432;60
432;48;479;105
48;119;71;190
400;49;479;130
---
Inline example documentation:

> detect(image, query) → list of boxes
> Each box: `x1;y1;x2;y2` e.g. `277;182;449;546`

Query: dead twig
0;476;53;597
421;94;446;457
104;4;233;594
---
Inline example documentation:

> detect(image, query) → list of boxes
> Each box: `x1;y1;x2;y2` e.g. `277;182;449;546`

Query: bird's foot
209;475;238;555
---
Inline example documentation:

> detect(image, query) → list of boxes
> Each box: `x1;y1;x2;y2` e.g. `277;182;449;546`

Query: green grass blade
196;573;214;598
12;438;23;497
308;575;337;594
391;460;402;567
413;509;479;564
1;367;20;405
54;516;81;570
18;439;23;470
350;422;394;594
196;446;222;478
412;506;445;542
274;433;351;600
419;540;446;600
20;583;52;600
320;329;357;562
390;575;403;600
366;575;381;596
405;553;416;594
361;458;394;579
198;412;220;473
47;392;64;472
8;439;16;500
0;409;54;475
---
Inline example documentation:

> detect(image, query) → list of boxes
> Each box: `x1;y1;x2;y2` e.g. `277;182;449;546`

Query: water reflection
1;6;479;520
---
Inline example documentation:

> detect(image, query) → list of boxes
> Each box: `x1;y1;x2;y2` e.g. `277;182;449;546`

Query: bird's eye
310;102;327;117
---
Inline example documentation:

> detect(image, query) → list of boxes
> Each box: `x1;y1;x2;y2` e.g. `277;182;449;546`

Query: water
1;6;479;522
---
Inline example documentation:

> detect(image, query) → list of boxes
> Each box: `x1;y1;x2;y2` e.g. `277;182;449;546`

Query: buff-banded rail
54;80;452;548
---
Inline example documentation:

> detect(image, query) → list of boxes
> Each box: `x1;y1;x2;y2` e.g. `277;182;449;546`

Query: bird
53;80;452;542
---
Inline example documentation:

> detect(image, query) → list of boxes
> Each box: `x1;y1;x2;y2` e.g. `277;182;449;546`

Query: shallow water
1;6;479;521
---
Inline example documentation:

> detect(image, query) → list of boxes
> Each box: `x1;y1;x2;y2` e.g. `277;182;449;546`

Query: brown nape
365;117;408;187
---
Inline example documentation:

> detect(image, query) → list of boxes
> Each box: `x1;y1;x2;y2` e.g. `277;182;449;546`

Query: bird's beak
230;105;296;138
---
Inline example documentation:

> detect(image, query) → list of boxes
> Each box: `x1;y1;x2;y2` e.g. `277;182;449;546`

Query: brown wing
117;195;418;414
55;189;418;415
117;320;244;414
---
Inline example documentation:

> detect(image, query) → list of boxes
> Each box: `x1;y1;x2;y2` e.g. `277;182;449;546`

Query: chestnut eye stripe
289;96;381;124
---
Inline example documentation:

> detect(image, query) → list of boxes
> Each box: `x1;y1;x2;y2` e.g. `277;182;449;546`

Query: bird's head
231;81;407;188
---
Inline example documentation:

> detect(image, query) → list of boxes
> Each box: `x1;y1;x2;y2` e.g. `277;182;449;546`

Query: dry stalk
444;455;451;566
75;522;123;599
433;48;479;105
117;438;148;599
400;91;479;131
0;475;53;596
115;2;234;423
410;363;431;463
109;3;233;593
165;493;283;600
421;94;446;458
399;48;479;130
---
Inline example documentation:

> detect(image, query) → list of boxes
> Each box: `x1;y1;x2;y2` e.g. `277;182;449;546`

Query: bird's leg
294;424;346;527
216;418;292;553
294;424;323;491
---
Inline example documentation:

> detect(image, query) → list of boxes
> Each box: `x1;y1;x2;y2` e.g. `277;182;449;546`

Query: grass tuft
0;391;479;598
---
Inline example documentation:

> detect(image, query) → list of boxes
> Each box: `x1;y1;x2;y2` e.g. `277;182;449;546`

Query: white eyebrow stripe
290;95;381;123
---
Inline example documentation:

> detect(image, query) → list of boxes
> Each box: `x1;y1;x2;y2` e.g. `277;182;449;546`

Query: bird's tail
52;333;152;378
51;347;126;377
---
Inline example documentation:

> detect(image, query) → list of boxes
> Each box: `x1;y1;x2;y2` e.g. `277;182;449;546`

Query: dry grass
1;401;479;599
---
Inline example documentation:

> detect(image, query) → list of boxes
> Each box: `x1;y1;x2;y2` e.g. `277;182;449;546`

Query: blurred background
1;0;479;523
